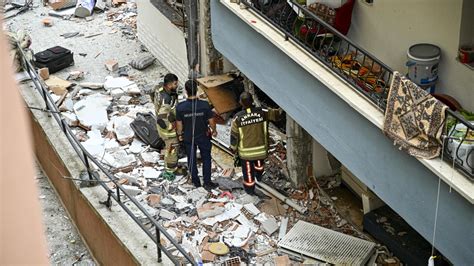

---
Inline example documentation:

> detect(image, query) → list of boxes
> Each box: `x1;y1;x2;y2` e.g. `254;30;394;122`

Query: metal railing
241;0;473;179
242;0;393;111
17;48;196;265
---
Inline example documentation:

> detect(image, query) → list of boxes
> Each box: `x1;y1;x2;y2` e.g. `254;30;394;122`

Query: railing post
82;150;93;180
156;226;162;263
41;88;50;111
116;186;121;203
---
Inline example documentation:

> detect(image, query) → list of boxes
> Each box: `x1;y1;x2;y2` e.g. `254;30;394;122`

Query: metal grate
278;221;375;265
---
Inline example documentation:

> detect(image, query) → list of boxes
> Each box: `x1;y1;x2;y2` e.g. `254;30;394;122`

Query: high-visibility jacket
230;107;280;161
154;87;177;140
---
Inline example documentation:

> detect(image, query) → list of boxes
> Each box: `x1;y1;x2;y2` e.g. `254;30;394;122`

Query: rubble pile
106;2;137;40
49;72;376;264
14;1;400;263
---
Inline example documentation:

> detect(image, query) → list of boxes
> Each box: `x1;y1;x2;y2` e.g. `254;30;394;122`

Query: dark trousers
185;136;212;186
241;159;264;193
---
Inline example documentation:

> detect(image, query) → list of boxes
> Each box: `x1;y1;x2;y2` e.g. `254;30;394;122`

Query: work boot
175;166;188;176
244;187;256;195
203;181;218;191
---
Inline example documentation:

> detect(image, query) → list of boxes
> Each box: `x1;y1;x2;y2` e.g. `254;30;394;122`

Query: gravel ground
35;166;95;265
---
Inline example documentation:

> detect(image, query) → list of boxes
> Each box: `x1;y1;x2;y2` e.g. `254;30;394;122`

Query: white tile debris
143;167;160;179
112;116;134;145
102;150;135;169
73;94;111;131
103;76;134;90
121;184;141;197
141;151;161;165
82;129;105;157
62;111;79;126
128;139;144;154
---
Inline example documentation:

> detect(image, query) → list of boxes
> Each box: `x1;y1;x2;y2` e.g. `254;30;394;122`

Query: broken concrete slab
62;111;79;126
160;209;176;220
78;89;94;96
236;194;259;205
110;88;125;98
121;184;141;197
141;151;161;165
103;76;134;90
243;203;260;217
160;197;174;206
260;216;279;236
79;82;103;89
45;75;72;95
128;139;144;154
278;217;289;241
67;70;84;81
170;195;186;204
142;167;160;179
112;116;134;145
123;83;141;95
187;187;208;203
60;98;74;112
104;138;120;150
73;94;111;131
102;150;136;169
118;95;132;105
82;129;105;157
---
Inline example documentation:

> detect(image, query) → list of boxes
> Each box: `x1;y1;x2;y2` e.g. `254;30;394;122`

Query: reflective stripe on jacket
230;107;269;161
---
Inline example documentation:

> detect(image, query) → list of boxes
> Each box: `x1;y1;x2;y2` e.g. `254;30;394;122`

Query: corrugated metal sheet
278;220;375;265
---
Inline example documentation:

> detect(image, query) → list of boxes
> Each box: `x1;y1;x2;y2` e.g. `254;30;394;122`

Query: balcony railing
241;0;473;180
17;47;196;265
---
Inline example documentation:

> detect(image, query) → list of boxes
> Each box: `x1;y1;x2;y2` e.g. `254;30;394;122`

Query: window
458;0;474;69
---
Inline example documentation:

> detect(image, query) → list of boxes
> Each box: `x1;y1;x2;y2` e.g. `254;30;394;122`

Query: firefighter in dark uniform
230;92;282;194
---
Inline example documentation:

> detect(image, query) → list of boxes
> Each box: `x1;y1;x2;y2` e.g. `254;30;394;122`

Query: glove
157;118;167;129
168;112;176;123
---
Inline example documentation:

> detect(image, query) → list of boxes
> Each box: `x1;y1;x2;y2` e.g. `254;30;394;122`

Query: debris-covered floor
8;0;401;264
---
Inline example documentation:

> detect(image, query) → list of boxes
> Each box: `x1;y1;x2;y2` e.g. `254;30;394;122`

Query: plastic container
446;122;474;176
406;43;441;92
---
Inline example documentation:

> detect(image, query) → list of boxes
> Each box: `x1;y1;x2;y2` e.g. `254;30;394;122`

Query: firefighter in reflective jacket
230;92;281;194
154;73;179;174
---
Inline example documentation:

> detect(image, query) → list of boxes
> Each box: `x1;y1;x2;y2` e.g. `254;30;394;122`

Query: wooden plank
197;75;239;114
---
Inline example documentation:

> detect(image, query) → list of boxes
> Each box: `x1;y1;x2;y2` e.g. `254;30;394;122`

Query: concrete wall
348;0;474;111
137;0;188;82
211;1;474;264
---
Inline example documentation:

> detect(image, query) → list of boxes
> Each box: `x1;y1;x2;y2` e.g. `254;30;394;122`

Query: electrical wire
186;0;199;188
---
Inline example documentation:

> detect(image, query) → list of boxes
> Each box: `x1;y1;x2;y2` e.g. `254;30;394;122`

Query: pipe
256;181;307;214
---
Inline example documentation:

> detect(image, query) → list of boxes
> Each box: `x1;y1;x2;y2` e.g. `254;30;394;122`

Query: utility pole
185;0;199;72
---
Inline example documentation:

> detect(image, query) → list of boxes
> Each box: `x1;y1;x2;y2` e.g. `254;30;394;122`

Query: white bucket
406;43;440;88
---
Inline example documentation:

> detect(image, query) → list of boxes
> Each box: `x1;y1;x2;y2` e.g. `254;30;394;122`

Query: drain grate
278;221;375;265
